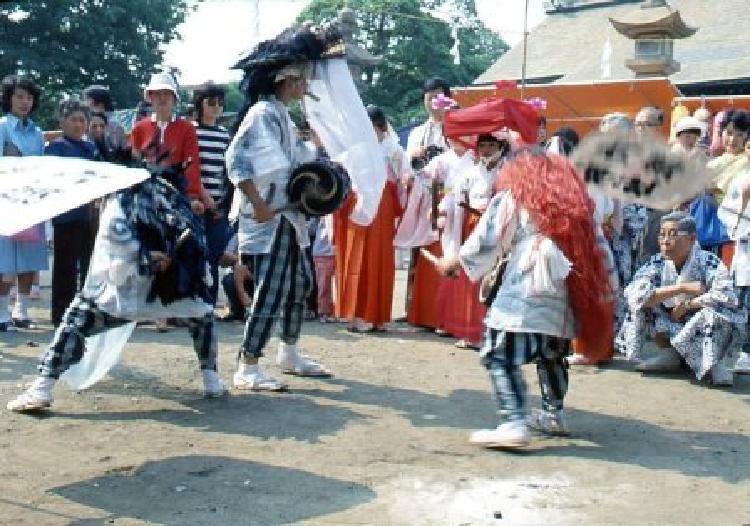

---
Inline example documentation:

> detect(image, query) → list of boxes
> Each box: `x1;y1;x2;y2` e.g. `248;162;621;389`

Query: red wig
496;149;611;361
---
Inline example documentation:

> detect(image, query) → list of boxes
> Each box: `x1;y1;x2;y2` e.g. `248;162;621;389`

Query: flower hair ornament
431;93;459;111
523;97;547;112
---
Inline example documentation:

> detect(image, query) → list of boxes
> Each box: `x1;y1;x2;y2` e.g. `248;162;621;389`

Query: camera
411;145;445;171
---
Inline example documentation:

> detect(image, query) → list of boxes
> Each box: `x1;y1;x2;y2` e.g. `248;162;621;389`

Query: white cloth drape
305;58;386;226
61;322;137;390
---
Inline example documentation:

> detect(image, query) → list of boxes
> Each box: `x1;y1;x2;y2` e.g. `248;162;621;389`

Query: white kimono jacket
226;96;316;255
459;192;576;339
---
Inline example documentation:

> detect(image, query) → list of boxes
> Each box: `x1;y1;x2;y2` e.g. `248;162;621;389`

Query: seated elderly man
616;211;744;386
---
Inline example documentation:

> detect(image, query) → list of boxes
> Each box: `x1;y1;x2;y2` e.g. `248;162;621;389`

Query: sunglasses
205;97;225;107
658;230;690;240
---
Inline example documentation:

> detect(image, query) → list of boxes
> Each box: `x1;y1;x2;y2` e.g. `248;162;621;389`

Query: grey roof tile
475;0;750;86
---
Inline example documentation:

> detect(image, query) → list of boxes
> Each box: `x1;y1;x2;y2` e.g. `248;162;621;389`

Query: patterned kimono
38;173;217;389
226;95;317;359
611;203;648;330
616;244;745;379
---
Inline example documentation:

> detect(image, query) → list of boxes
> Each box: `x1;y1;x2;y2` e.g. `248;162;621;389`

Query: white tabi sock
12;293;29;320
29;376;56;399
0;295;10;323
238;363;260;376
277;342;298;362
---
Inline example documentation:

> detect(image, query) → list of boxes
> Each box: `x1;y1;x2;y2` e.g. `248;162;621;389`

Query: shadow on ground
517;394;750;484
52;455;375;526
55;390;369;444
293;379;495;430
295;379;750;483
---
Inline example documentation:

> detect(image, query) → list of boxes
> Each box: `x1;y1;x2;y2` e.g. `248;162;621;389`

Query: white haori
84;196;212;321
460;192;576;339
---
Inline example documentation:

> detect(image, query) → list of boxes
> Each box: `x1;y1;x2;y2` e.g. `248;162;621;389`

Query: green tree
297;0;507;127
0;0;194;128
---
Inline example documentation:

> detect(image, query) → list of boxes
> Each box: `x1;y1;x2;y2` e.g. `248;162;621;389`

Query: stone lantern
609;0;697;77
337;5;382;89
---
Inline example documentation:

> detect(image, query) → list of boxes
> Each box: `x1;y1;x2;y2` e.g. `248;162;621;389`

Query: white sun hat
675;115;706;136
144;72;179;101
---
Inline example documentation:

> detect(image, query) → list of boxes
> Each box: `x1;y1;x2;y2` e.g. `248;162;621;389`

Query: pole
521;0;529;99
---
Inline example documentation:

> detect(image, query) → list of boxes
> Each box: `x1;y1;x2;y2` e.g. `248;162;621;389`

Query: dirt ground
1;270;749;526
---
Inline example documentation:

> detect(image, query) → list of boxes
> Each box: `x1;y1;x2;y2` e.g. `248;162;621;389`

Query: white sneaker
202;370;228;398
469;420;531;448
635;348;682;373
7;377;55;412
527;409;570;436
233;369;287;392
710;360;734;387
277;343;331;377
733;353;750;375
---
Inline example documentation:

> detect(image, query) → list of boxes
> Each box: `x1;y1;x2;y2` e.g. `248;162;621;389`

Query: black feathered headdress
231;25;345;132
233;24;343;71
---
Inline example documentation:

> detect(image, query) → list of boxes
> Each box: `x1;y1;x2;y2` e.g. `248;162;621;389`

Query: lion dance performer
226;24;383;390
8;160;227;412
436;149;611;448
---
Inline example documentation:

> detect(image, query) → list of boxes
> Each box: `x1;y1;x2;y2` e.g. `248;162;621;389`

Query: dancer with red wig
435;149;610;448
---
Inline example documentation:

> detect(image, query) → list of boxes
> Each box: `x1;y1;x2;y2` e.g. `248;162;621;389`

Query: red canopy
443;98;539;146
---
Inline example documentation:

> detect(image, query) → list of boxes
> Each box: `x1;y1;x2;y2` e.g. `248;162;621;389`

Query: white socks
277;342;298;362
13;293;29;320
0;295;9;323
238;363;260;376
29;377;56;399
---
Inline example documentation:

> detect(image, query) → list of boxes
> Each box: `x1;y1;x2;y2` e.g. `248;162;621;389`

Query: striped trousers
239;218;313;359
39;295;217;379
481;329;570;423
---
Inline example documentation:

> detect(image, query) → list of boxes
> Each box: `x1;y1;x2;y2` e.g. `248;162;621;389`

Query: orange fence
453;78;682;138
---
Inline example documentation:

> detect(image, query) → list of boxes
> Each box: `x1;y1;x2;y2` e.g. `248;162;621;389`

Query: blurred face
634;109;660;135
722;122;748;154
89;115;106;141
477;139;500;158
201;95;224;124
537;123;547;144
372;124;387;142
10;87;34;119
447;137;467;156
148;89;175;116
658;221;695;265
61;110;88;141
85;97;106;113
278;76;307;102
424;88;445;118
677;130;700;151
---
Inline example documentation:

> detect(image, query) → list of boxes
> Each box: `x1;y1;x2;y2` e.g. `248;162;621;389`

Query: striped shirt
195;123;231;207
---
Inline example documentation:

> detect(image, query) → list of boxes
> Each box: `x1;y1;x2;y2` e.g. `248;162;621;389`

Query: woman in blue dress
0;75;47;330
